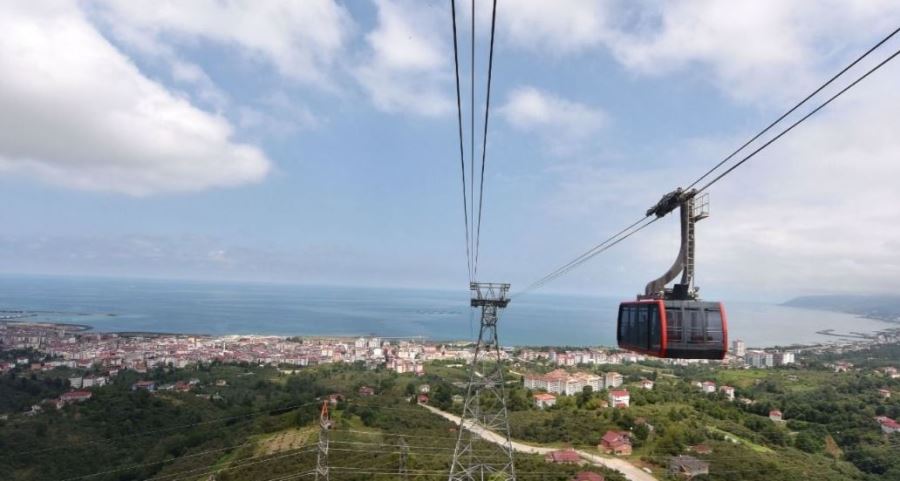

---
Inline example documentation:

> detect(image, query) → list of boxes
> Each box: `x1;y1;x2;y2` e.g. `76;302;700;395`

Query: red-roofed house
608;389;629;408
573;472;605;481
58;390;92;408
533;392;557;409
599;430;632;455
639;379;654;390
769;410;783;422
545;449;581;464
878;389;891;399
877;417;900;434
132;380;156;392
701;381;716;394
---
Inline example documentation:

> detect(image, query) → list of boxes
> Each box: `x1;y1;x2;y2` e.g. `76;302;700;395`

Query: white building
774;351;795;366
608;389;630;408
719;385;735;401
604;372;623;389
524;369;602;396
732;339;746;358
747;350;773;368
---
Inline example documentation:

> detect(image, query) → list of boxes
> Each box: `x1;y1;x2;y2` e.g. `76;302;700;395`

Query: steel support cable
451;0;473;282
525;217;660;294
473;0;498;279
685;26;900;191
519;29;900;295
470;0;476;280
516;215;651;295
696;45;900;195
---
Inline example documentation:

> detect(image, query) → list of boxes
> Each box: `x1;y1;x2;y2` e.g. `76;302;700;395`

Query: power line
473;0;498;279
450;0;472;282
9;400;322;457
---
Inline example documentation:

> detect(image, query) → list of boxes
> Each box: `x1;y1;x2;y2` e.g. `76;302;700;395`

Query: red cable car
617;299;727;359
617;189;728;359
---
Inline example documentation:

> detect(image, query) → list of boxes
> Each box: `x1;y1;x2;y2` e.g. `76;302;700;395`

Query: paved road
421;404;658;481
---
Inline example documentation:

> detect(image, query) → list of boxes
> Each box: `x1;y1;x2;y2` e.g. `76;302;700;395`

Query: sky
1;1;900;302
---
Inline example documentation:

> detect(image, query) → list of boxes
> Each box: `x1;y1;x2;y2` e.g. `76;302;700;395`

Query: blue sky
1;1;900;301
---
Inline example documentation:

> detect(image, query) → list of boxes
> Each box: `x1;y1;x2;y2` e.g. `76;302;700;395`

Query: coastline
4;316;899;352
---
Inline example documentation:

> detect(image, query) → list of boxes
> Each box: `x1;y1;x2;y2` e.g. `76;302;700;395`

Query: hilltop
783;295;900;323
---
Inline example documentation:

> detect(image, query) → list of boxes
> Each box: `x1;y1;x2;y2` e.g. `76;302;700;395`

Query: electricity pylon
315;401;331;481
399;437;409;481
448;282;515;481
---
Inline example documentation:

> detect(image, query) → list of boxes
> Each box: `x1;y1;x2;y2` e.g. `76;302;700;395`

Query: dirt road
421;404;658;481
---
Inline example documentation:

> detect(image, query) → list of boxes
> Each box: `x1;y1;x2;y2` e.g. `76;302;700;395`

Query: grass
707;425;773;453
253;426;315;456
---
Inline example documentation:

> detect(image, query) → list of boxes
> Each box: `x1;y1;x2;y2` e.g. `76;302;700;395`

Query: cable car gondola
617;189;728;359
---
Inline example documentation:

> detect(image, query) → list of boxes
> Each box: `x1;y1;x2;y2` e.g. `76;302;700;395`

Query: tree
794;431;823;453
577;385;593;408
433;384;452;410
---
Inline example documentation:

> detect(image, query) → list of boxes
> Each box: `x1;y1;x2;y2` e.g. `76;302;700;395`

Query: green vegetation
500;344;900;481
0;361;619;481
2;343;898;481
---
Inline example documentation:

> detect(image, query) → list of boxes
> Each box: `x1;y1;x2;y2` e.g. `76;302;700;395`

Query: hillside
782;295;900;322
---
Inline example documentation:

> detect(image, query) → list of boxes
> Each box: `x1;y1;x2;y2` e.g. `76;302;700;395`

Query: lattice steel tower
315;401;331;481
448;282;516;481
398;437;409;481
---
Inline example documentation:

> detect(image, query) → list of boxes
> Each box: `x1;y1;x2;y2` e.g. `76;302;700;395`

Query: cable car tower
448;282;516;481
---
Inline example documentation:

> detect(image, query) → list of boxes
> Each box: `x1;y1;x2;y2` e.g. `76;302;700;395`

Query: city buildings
523;369;602;395
604;372;623;388
732;339;746;358
747;350;774;368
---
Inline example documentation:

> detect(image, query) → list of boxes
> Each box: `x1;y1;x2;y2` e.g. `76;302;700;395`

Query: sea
0;275;893;348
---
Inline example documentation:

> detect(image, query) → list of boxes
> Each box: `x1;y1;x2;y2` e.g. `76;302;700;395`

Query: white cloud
92;0;354;87
497;1;900;104
500;86;608;141
0;2;271;195
536;63;900;298
355;0;453;116
499;0;607;53
696;67;900;296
